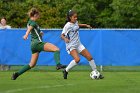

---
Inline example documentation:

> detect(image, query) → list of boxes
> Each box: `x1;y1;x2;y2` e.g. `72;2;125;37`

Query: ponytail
28;8;39;17
65;10;77;24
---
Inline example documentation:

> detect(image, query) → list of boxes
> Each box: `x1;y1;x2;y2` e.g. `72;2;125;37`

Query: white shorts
66;43;85;54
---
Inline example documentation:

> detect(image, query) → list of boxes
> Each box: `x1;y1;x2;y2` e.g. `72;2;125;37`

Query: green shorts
31;41;46;54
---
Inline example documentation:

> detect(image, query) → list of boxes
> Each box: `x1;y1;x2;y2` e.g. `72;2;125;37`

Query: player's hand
40;31;44;36
86;25;92;29
64;38;70;43
23;34;28;40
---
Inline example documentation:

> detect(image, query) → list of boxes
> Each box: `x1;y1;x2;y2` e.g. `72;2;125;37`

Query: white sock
66;60;77;72
89;60;97;71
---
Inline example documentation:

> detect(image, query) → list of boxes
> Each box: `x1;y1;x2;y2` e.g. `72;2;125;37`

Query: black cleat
11;72;19;80
56;64;66;70
99;74;104;79
63;70;68;79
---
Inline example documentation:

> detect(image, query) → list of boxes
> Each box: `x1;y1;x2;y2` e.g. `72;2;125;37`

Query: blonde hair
28;8;39;17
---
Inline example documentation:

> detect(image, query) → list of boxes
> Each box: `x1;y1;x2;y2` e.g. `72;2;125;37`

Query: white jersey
62;21;81;50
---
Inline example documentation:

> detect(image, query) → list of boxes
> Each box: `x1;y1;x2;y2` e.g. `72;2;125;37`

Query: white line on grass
0;84;73;93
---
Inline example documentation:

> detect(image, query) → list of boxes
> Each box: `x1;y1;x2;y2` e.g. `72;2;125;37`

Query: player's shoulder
28;20;36;27
65;21;78;26
65;22;72;27
64;22;73;29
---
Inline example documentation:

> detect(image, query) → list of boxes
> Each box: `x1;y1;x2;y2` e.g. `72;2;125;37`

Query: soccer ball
90;71;100;79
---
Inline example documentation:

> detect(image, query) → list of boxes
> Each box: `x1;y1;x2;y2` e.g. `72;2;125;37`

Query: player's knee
54;47;60;52
29;63;36;68
75;57;80;63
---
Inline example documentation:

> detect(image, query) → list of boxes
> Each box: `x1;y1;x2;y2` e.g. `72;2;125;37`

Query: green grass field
0;71;140;93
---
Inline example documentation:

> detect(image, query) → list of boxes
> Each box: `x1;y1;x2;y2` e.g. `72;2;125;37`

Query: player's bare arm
61;34;70;43
79;24;92;28
23;26;33;40
40;31;44;36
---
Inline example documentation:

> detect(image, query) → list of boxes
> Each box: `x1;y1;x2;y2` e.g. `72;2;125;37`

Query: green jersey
27;19;45;54
27;19;42;42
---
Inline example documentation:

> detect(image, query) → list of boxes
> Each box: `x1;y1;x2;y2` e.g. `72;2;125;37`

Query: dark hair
65;10;77;24
1;17;6;21
28;8;39;17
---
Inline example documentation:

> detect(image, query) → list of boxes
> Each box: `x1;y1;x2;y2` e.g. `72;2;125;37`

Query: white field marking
0;84;73;93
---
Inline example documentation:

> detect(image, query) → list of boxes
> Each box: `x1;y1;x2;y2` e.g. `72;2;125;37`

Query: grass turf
0;71;140;93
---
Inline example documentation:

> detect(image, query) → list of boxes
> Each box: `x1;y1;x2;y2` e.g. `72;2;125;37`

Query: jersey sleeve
62;25;72;36
29;21;36;28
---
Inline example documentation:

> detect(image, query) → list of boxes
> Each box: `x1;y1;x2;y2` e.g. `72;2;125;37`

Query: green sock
17;65;31;76
54;51;60;65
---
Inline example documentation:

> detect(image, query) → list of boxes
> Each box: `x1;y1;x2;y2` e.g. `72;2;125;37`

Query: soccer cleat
56;64;66;70
11;72;19;80
63;70;68;79
99;74;104;79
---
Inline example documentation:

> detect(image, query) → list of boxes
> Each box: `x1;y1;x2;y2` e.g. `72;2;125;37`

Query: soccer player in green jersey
11;8;66;80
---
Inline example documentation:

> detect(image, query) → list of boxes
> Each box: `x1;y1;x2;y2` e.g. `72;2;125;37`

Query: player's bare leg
80;49;104;79
63;49;79;79
44;43;66;70
12;53;39;80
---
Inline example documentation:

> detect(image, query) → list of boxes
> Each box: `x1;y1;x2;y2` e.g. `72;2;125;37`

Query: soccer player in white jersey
61;10;104;79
